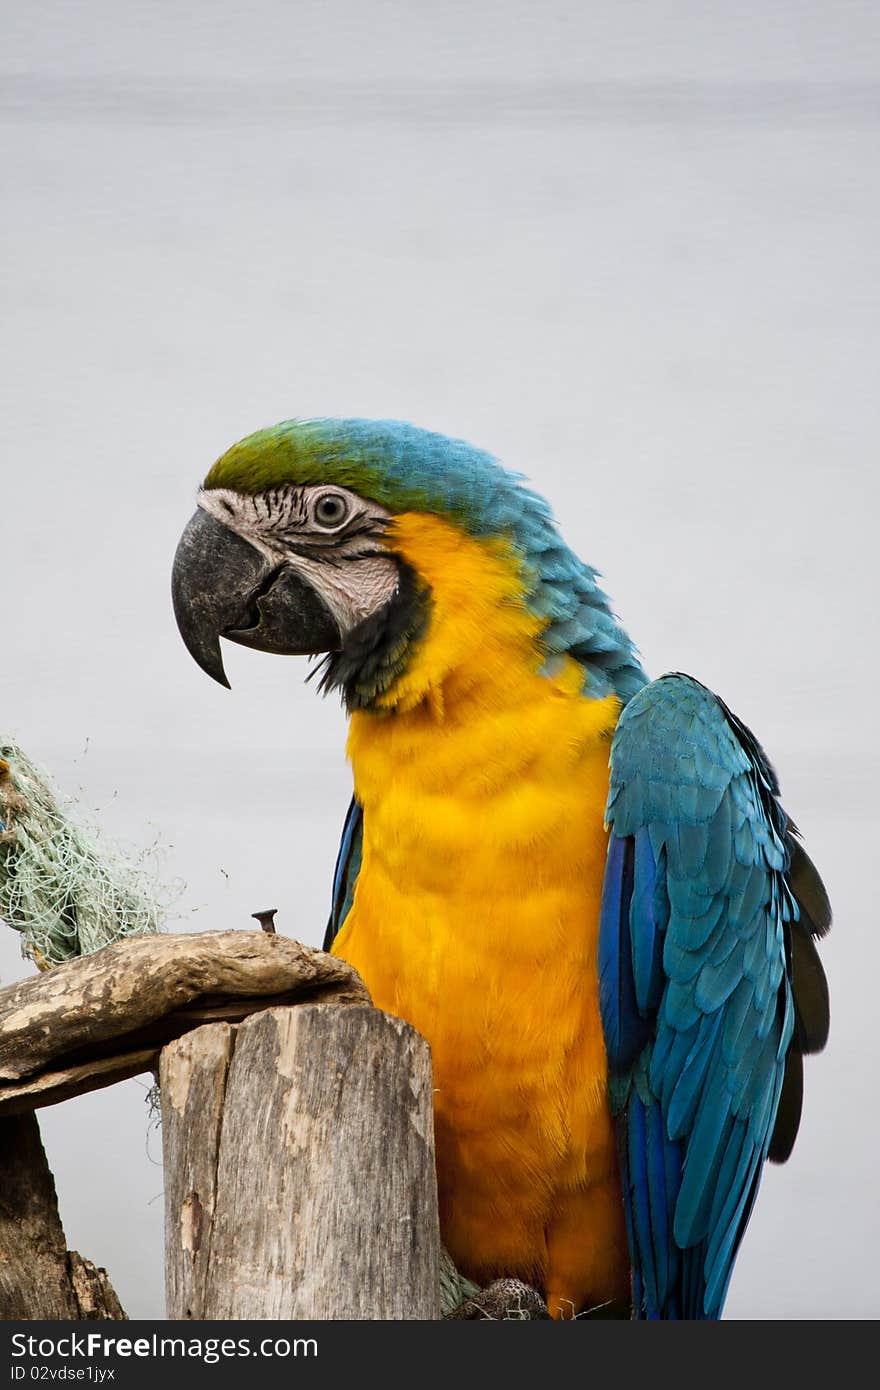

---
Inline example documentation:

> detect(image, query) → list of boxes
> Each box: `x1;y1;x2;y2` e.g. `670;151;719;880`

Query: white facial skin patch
198;484;401;636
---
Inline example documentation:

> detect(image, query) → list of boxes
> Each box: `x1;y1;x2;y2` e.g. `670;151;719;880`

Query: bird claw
445;1278;550;1320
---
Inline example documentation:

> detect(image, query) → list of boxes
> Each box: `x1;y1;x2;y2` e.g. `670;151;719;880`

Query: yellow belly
332;662;630;1314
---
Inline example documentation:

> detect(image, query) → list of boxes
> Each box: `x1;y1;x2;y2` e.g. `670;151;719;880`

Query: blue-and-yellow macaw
171;418;831;1319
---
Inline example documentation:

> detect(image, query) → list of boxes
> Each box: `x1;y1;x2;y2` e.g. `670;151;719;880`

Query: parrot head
172;417;646;708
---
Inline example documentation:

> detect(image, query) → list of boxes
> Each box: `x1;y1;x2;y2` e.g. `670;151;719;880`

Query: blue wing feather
323;795;363;951
598;835;645;1068
598;673;823;1318
631;829;665;1015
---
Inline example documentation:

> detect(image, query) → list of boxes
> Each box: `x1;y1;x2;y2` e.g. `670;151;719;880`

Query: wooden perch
0;931;369;1114
161;1006;441;1319
0;930;441;1319
0;1112;125;1319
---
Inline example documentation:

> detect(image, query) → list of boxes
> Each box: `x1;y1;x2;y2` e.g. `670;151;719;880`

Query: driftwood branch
0;931;368;1114
161;1005;441;1319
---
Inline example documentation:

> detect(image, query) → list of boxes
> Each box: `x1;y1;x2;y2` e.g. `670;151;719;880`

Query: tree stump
160;1003;440;1320
0;1112;125;1319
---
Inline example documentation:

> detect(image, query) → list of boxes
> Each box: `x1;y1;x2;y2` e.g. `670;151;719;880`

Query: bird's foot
445;1278;550;1320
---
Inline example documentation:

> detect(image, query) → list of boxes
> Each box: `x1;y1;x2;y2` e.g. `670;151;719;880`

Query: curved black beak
171;509;342;687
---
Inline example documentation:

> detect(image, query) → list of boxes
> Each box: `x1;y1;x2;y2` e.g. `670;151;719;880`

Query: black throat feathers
315;558;431;711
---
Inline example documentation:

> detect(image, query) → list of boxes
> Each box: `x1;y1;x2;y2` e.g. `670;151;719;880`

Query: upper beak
171;508;342;687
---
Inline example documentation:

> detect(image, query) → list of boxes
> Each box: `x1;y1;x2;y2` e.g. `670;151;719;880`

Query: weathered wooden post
161;1006;440;1319
0;932;442;1321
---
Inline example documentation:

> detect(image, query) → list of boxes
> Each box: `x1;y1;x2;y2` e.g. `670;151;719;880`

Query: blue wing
323;795;363;951
599;674;830;1319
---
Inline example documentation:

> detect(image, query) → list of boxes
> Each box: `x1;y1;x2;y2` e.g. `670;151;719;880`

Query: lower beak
171;509;342;687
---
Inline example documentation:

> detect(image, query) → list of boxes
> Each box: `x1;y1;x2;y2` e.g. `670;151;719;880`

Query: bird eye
313;493;349;528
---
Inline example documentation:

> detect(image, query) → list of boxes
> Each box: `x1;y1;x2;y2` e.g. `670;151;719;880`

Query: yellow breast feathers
332;514;630;1313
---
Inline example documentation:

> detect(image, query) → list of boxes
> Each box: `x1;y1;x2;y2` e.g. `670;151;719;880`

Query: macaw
171;418;830;1320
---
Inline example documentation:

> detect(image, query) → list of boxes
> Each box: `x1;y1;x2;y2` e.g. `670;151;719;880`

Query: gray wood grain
161;1005;440;1320
160;1023;234;1320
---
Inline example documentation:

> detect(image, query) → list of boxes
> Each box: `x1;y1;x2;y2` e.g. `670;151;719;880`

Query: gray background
2;0;877;1319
